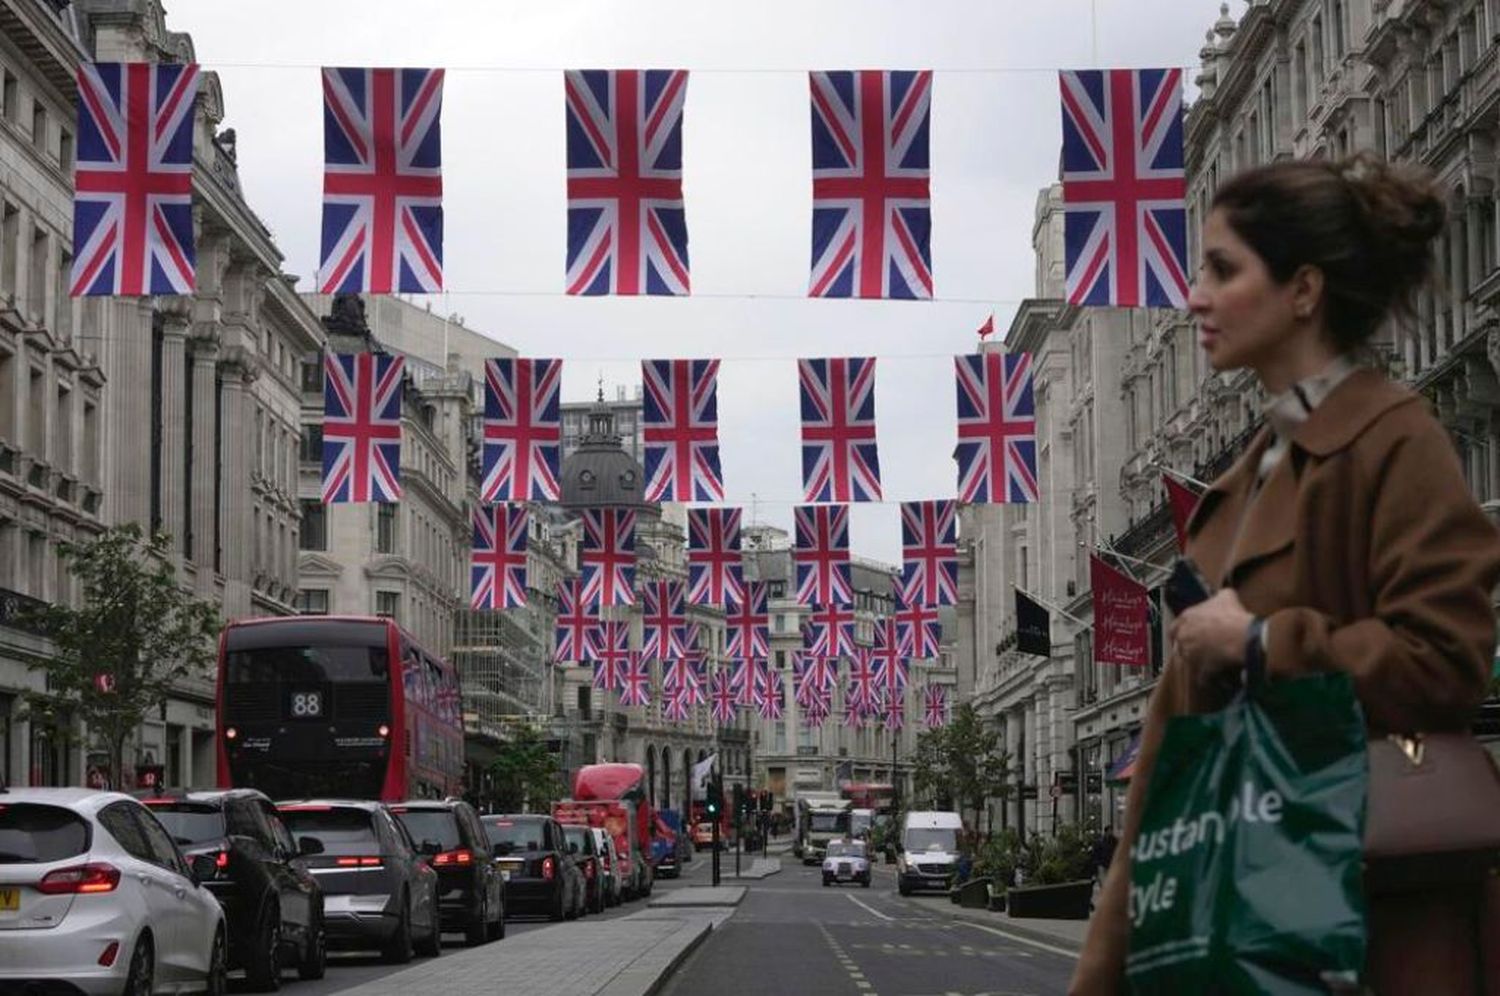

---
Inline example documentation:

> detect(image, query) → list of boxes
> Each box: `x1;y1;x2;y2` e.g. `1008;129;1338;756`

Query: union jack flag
687;508;744;606
955;353;1038;504
900;500;958;607
618;653;653;708
884;693;906;732
554;579;598;663
482;358;563;502
924;684;950;728
808;71;932;299
896;599;941;660
794;504;852;606
580;509;637;607
70;62;199;297
799;358;882;503
592;620;631;691
803;687;831;728
319;67;444;294
566;70;690;296
322;353;404;503
640;581;688;661
729;658;758;707
710;669;738;724
843;689;870;728
662;657;702;705
757;670;785;721
725;582;769;662
803;602;856;660
470;504;528;610
661;685;693;723
642;359;723;501
846;649;879;715
794;655;839;709
871;617;910;701
1059;68;1188;308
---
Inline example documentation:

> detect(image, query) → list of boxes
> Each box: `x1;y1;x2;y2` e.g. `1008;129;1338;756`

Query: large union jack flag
803;601;856;660
710;669;738;724
900;500;958;607
482;358;563;502
640;581;688;661
592;620;631;692
566;70;690;296
470;505;528;610
618;653;653;708
924;684;950;728
1059;68;1188;309
580;509;637;607
955;353;1038;504
809;71;932;299
687;508;744;606
794;504;852;607
642;359;723;501
319;67;444;294
896;599;941;660
322;353;404;503
70;62;199;297
725;582;769;662
553;579;598;663
799;358;882;503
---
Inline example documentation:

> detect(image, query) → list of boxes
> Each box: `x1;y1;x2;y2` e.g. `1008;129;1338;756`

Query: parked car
481;814;580;921
560;823;605;914
276;800;441;963
821;838;872;888
0;787;228;995
593;828;622;908
390;799;504;945
138;788;325;989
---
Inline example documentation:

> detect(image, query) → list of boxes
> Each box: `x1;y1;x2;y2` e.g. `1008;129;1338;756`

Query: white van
897;811;963;896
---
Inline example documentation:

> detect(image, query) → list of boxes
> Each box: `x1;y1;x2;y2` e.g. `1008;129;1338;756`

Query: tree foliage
910;702;1010;828
22;525;221;788
487;725;561;812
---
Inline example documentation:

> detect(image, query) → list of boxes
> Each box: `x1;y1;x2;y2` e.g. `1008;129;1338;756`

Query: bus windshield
809;812;849;834
904;827;959;853
225;645;388;684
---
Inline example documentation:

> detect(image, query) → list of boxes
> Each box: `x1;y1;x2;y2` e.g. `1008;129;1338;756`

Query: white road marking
956;921;1080;960
847;894;895;921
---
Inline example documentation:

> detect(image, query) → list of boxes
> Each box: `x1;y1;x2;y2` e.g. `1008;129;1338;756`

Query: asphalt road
659;857;1077;996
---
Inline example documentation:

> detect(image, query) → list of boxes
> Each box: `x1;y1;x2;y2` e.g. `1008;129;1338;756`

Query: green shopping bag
1125;667;1368;994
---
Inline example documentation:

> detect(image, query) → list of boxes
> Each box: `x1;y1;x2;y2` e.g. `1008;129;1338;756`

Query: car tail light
540;856;555;881
37;863;121;895
334;856;383;868
433;848;472;867
98;941;120;967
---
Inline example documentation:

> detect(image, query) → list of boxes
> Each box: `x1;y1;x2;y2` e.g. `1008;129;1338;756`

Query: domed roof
559;394;649;510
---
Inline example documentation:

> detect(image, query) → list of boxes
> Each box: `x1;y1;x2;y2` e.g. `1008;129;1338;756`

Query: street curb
596;913;724;996
640;918;715;996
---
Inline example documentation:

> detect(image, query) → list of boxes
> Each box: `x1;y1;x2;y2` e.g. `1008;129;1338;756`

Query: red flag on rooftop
1162;472;1204;552
977;314;994;339
1090;553;1149;667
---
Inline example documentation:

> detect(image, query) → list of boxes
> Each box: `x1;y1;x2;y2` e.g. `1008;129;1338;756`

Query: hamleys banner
1090;553;1149;667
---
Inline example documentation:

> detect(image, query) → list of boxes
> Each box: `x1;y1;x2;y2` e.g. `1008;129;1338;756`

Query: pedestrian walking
1072;154;1500;996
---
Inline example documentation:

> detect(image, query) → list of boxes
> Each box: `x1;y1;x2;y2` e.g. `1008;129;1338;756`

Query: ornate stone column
217;349;256;593
157;302;191;554
189;336;219;581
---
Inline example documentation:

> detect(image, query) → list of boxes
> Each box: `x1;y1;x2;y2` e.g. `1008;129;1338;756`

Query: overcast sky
170;0;1217;564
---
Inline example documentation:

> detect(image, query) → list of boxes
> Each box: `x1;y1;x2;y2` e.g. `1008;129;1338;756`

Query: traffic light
706;774;723;817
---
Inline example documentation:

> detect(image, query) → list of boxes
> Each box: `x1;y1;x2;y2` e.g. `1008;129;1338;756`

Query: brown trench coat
1071;368;1500;995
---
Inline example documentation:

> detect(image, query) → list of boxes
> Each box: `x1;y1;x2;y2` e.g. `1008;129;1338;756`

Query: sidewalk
722;856;780;879
340;907;730;996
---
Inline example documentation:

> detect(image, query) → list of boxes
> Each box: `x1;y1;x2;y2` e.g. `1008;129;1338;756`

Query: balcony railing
0;586;49;636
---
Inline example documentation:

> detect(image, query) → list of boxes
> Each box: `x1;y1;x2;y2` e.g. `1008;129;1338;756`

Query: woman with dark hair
1071;155;1500;995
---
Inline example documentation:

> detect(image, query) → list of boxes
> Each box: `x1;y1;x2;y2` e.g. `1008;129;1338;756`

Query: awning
1105;732;1142;785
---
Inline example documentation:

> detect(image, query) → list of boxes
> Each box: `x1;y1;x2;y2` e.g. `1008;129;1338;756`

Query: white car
592;828;623;907
0;787;228;994
821;839;872;888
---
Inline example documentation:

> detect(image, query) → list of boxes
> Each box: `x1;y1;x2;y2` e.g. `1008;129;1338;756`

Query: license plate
0;888;17;911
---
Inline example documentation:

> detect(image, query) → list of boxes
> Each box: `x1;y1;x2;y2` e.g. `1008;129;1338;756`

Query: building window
375;590;400;620
299;424;323;462
30;102;44;153
376;504;397;554
1332;0;1346;58
58;128;72;171
297;589;329;615
298;500;326;551
2;71;16;123
300;359;324;395
1311;16;1325;85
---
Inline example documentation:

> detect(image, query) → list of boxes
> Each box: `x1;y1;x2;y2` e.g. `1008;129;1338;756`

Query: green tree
21;525;221;789
910;703;1010;830
487;725;561;812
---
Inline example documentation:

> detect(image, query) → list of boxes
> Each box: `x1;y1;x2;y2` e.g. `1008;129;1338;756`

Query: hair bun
1337;152;1446;264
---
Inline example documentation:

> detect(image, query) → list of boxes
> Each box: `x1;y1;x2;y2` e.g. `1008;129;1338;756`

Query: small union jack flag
687;508;744;606
725;582;769;662
757;670;785;721
843;689;870;728
871;617;910;701
618;653;653;708
662;657;702;705
710;669;738;724
794;505;852;606
809;71;932;299
554;579;598;663
470;504;528;610
322;353;404;503
924;684;950;728
799;358;882;503
803;687;831;728
1059;68;1188;308
846;649;879;716
794;655;838;709
70;62;200;297
319;68;444;294
640;581;687;661
580;509;637;607
482;358;563;502
661;685;693;723
566;70;690;295
803;602;856;660
900;500;958;607
955;353;1038;504
642;359;723;501
884;692;906;732
896;599;941;660
730;658;763;708
592;620;631;691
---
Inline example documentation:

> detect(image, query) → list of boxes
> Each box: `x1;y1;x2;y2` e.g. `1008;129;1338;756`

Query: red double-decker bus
216;615;463;801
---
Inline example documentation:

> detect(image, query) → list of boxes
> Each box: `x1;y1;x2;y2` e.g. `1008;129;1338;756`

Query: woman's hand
1169;589;1255;686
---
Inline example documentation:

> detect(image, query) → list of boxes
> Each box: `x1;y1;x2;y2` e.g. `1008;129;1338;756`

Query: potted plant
1006;823;1095;920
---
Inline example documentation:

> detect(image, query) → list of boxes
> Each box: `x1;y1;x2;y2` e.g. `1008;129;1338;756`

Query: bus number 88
291;691;322;718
